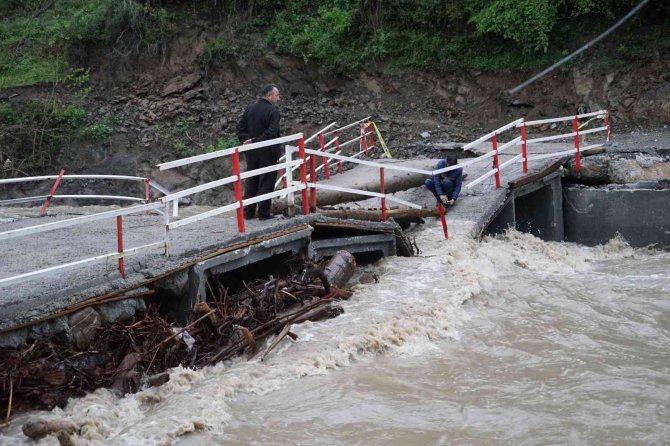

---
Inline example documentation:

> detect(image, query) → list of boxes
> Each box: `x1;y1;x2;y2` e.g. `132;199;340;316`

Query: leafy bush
82;116;115;140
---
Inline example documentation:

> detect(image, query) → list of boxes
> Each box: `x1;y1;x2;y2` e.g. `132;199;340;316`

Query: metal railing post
572;117;581;172
437;203;449;239
605;111;611;143
492;133;501;188
368;121;376;152
319;132;330;179
360;122;369;158
144;178;150;203
163;203;170;257
298;138;310;215
520;122;528;173
309;147;317;210
116;215;126;278
39;169;65;216
232;148;246;233
285;144;295;217
380;167;387;221
335;132;343;174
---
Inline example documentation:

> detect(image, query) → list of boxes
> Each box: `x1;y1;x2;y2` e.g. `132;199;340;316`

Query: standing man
236;84;281;220
424;155;463;207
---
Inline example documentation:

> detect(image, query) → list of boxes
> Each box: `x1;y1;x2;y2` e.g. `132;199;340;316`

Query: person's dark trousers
424;178;455;202
243;149;278;218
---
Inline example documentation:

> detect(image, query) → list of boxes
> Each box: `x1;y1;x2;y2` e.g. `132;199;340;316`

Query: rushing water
2;226;668;445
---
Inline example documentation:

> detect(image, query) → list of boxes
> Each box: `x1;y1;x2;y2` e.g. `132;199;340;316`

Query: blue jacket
433;159;463;201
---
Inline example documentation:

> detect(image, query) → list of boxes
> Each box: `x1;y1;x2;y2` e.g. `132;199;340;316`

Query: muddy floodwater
2;225;669;445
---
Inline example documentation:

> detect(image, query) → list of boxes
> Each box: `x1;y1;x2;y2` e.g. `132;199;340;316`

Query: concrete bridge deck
0;140;610;343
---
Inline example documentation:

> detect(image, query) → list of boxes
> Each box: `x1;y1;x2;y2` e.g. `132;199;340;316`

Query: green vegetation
206;135;239;153
263;0;668;72
1;0;667;85
81;115;115;140
158;118;194;158
0;0;174;88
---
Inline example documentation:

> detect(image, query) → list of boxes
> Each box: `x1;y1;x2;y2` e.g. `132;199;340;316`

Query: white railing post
285;144;295;217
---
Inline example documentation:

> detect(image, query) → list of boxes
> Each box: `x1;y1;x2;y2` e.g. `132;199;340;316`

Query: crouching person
425;155;463;207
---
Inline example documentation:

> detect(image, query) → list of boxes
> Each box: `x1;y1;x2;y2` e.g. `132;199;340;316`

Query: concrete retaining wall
563;185;670;248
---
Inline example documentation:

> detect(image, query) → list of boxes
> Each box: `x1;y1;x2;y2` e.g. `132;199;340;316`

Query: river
1;226;668;445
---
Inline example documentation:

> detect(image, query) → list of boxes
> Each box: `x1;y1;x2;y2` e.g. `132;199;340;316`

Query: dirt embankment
1;23;668;204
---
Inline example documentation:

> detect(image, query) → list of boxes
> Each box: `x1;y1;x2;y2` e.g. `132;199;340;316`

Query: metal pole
144;178;150;203
380;167;386;222
437;203;449;239
605;111;611;143
368;121;376;152
319;132;330;179
278;168;287;189
309;148;317;210
335;132;343;174
39;169;65;216
298;138;310;215
572;117;581;172
163;203;170;257
492;133;501;188
361;122;369;158
116;215;126;278
521;122;528;173
232;148;246;233
285;144;295;217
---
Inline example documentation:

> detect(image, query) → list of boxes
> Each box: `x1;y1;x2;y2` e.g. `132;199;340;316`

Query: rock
420;131;431;139
69;308;102;350
573;69;594;97
183;87;206;102
623;97;635;108
161;72;202;97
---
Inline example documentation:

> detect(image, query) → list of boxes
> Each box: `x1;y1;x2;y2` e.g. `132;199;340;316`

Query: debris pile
0;251;357;426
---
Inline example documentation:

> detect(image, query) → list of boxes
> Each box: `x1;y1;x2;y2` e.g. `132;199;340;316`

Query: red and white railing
274;116;376;189
0;201;167;287
0;110;611;288
0;173;166;216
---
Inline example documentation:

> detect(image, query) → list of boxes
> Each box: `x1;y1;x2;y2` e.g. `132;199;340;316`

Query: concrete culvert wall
563;184;670;248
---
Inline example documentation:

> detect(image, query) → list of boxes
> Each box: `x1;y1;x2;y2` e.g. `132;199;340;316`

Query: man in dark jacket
424;155;463;207
236;85;281;220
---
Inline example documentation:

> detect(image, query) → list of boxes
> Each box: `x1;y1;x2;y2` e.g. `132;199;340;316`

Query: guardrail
0;110;611;288
274;116;376;189
0;172;167;216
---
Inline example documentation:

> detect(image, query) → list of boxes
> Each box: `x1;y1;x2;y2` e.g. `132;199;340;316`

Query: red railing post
572;117;581;172
298;138;310;215
437;203;449;239
309;147;317;209
116;215;126;279
492;133;501;189
368;122;376;153
319;132;330;179
278;168;287;189
39;169;65;216
144;178;150;203
380;167;387;222
520;122;528;174
360;122;369;158
232;148;245;233
335;132;343;174
605;111;611;143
